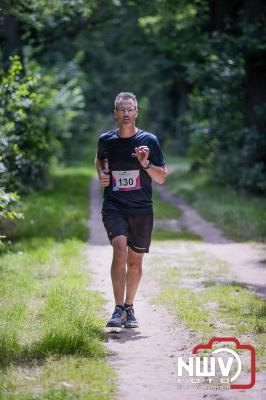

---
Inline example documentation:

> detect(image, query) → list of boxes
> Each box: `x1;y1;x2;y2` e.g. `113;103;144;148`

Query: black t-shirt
97;128;165;215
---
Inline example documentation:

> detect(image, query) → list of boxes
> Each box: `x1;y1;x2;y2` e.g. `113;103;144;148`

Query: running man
95;92;167;328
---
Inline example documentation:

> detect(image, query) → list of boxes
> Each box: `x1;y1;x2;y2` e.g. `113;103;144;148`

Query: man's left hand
135;146;150;167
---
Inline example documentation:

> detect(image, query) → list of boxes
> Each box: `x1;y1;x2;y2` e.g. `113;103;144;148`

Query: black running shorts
102;209;153;253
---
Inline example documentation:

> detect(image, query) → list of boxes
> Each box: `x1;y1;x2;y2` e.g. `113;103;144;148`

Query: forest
1;0;266;225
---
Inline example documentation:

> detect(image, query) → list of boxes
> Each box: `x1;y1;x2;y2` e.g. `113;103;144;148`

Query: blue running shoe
123;305;139;328
106;306;126;328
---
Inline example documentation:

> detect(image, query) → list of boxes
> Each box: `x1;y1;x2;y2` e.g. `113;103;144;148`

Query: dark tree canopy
0;0;265;194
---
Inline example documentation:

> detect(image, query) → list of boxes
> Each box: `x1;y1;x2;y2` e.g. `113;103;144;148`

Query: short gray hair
114;92;138;110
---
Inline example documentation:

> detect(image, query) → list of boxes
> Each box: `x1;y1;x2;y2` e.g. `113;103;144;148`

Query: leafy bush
0;55;58;192
0;191;21;221
42;60;87;164
185;29;266;192
0;190;23;245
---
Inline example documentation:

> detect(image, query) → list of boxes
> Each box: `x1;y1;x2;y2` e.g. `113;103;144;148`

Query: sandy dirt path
154;182;266;298
86;177;266;400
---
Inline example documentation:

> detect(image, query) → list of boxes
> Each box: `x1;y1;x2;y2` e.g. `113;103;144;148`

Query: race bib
111;170;141;191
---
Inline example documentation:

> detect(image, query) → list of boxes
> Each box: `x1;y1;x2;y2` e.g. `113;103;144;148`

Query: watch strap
143;161;151;170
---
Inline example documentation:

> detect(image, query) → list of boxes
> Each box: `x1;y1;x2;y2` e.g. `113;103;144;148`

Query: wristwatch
143;160;151;170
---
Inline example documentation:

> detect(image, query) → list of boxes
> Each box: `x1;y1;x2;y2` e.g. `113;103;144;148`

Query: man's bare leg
125;247;144;305
111;235;128;305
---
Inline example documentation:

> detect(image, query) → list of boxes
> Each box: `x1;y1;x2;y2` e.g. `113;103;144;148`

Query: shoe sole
123;322;139;329
105;326;122;333
106;321;123;328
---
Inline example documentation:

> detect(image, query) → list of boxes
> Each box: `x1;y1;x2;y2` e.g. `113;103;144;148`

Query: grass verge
0;166;115;399
150;245;266;371
153;189;182;219
166;161;266;242
152;228;200;241
5;167;92;242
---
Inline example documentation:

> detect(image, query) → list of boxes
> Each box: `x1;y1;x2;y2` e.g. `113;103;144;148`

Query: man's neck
118;125;138;138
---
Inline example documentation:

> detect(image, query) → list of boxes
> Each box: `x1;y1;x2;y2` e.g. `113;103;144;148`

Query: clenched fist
99;169;110;187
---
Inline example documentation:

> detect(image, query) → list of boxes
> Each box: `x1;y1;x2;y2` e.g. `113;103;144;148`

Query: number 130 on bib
111;170;141;191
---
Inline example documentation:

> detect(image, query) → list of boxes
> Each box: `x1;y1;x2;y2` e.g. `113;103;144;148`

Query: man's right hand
99;169;110;187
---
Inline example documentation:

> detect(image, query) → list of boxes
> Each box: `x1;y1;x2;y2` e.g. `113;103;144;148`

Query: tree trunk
243;0;266;128
176;80;189;152
2;13;24;72
245;60;266;128
208;0;242;31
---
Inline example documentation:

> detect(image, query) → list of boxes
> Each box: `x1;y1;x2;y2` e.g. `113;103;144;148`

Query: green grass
159;284;266;370
164;155;191;169
0;357;115;400
166;163;266;242
152;189;182;219
152;228;201;241
151;247;266;370
5;167;93;242
0;166;115;399
149;176;195;240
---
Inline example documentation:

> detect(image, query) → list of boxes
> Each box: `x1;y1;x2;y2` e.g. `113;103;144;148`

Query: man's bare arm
144;164;167;184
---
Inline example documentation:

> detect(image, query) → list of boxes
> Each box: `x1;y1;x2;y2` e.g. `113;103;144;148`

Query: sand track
86;177;266;400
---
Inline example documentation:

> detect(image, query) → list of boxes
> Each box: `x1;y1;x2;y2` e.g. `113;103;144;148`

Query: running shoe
106;306;126;328
123;305;139;328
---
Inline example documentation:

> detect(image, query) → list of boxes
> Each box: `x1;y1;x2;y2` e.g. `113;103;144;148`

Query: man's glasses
116;108;136;114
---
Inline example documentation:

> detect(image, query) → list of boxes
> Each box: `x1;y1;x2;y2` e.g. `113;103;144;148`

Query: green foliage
40;60;87;163
240;124;266;192
0;56;57;192
0;190;22;246
0;55;87;244
0;54;88;189
137;1;266;192
2;166;93;243
185;35;245;179
0;190;22;222
1;0;94;32
184;25;266;191
1;0;265;194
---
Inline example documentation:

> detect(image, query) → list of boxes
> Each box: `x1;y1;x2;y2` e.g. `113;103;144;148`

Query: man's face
114;99;138;127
